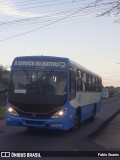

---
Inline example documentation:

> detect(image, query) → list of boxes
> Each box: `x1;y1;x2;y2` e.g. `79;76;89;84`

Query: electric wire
0;6;89;41
0;6;110;28
0;0;82;10
0;0;115;41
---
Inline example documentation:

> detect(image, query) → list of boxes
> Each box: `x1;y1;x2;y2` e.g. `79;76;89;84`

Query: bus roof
13;55;68;60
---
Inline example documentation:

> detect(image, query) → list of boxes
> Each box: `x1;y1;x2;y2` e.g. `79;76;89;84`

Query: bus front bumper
6;113;71;131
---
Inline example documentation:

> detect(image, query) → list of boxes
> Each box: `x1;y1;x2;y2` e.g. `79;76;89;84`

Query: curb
88;109;120;139
102;98;120;104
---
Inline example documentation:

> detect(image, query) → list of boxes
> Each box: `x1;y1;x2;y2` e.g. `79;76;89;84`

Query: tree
0;65;10;105
0;65;6;81
0;65;10;91
86;0;120;22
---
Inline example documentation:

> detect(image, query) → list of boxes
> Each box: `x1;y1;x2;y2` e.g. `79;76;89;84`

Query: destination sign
12;59;67;69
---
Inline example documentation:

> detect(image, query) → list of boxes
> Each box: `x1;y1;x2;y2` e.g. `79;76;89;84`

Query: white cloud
0;0;45;18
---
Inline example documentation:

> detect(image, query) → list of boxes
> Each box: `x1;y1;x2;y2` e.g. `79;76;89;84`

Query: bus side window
82;72;86;91
98;78;102;92
95;78;99;92
70;70;76;99
92;77;96;92
77;70;82;91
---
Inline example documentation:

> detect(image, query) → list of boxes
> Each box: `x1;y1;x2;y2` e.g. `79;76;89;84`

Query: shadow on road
24;117;94;137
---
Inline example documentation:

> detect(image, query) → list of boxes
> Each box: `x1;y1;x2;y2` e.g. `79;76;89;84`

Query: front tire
73;112;80;129
91;104;96;121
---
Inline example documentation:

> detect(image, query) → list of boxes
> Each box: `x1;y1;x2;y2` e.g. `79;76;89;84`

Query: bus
6;56;102;131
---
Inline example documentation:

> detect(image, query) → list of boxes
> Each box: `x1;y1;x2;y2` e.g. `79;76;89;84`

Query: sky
0;0;120;87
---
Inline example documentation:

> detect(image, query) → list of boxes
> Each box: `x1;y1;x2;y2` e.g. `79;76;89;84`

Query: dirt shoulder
93;112;120;150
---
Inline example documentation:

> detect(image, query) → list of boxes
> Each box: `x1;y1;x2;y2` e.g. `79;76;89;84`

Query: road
0;99;120;159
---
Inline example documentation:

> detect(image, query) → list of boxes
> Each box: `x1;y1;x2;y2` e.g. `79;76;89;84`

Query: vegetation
0;105;6;120
0;65;9;120
85;0;120;22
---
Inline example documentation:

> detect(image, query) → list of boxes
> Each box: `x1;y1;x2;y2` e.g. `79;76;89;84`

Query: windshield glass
10;70;67;96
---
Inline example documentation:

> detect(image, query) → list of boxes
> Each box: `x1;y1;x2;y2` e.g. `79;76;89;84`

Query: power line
0;6;88;42
0;9;76;26
0;0;114;18
1;0;109;22
0;0;63;8
1;0;76;6
0;10;106;35
0;1;112;40
0;0;39;5
0;0;81;11
0;0;84;20
0;6;109;28
0;11;97;34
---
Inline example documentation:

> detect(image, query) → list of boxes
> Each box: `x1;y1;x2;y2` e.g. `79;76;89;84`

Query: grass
0;105;6;120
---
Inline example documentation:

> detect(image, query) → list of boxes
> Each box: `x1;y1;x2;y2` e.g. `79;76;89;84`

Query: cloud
0;0;45;18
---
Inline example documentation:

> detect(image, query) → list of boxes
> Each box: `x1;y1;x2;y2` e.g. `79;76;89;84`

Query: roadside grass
0;105;6;120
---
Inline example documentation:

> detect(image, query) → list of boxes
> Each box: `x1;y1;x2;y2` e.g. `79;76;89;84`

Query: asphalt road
0;99;120;159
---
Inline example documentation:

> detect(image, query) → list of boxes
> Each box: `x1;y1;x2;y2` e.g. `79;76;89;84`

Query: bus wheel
73;113;80;129
91;104;96;121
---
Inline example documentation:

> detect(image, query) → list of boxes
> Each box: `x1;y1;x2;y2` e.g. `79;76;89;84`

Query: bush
0;105;6;120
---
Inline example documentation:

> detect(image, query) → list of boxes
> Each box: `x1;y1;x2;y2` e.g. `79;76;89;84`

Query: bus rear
6;56;72;130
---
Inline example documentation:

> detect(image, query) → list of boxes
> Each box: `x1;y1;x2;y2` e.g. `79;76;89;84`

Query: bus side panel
67;105;77;128
80;103;95;121
80;99;102;121
70;92;102;122
96;99;102;113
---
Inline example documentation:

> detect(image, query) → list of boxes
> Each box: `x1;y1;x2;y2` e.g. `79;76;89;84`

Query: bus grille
20;112;51;119
13;105;60;119
25;120;45;125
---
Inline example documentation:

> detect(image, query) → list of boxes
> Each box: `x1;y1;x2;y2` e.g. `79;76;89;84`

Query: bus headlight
51;108;67;119
7;107;19;116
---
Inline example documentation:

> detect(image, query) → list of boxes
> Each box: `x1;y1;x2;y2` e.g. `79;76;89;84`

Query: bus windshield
10;70;67;95
8;69;67;106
